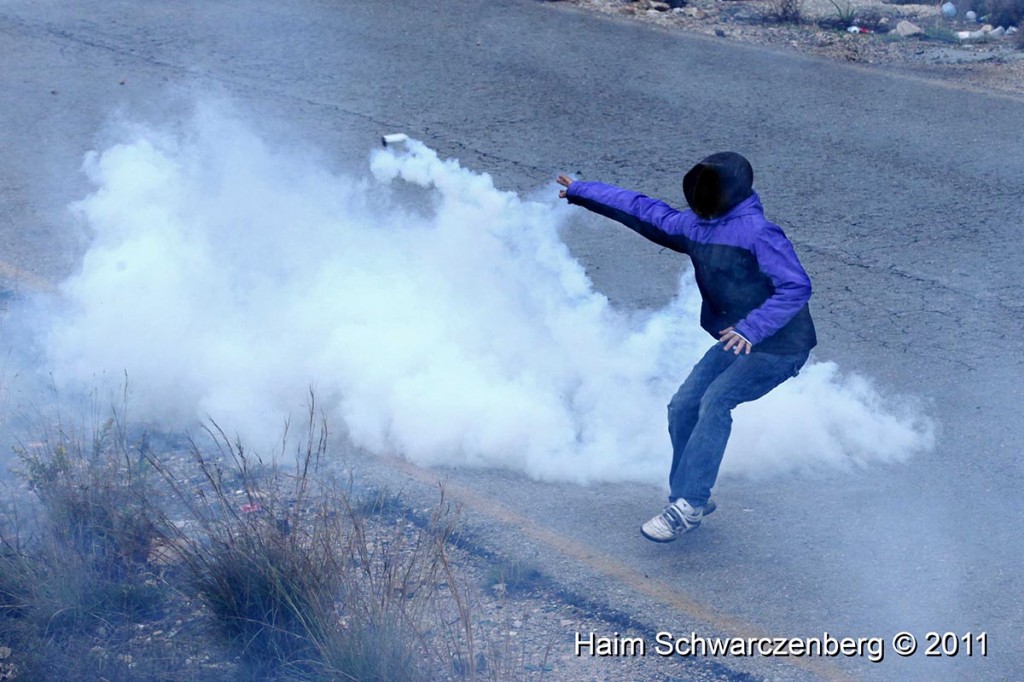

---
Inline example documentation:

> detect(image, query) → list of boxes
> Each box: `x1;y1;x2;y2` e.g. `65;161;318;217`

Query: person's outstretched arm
557;175;692;254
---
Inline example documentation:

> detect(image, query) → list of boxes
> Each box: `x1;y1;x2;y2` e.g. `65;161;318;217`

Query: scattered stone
950;22;1015;40
715;28;726;37
941;2;957;18
650;1;671;10
571;0;1024;99
895;20;924;37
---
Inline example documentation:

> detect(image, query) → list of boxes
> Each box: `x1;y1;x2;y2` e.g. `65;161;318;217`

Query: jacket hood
682;152;754;219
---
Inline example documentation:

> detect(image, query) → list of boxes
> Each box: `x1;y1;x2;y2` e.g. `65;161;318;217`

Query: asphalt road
2;1;1023;680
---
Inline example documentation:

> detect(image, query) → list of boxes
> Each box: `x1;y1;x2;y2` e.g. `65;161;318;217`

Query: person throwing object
557;152;816;542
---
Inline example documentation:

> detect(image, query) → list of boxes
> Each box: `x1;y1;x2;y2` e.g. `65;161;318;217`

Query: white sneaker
641;498;705;543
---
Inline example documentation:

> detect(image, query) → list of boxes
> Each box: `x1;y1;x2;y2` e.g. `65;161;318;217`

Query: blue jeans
667;344;809;506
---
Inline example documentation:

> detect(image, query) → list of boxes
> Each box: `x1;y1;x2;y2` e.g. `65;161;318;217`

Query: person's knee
667;391;699;421
697;389;735;420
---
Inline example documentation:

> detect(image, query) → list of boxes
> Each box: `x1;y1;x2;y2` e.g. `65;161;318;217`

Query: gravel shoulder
561;0;1024;98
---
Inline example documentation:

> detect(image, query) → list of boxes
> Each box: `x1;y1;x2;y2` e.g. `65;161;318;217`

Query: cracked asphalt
2;0;1022;679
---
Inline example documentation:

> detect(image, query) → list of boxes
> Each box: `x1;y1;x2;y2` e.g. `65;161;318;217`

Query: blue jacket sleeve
565;181;691;253
733;224;812;346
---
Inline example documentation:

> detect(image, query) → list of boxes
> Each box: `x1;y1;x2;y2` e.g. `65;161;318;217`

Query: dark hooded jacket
565;153;816;355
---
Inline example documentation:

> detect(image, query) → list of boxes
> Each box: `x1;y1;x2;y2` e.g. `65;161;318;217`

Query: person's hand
719;327;752;355
556;175;574;199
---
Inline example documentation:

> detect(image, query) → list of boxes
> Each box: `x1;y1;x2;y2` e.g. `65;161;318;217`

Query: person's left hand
556;175;574;199
719;327;752;355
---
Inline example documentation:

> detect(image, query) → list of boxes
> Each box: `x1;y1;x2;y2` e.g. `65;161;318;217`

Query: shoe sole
640;528;683;543
639;499;716;543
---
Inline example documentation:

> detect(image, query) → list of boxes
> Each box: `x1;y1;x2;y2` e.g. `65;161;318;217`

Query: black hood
682;152;754;219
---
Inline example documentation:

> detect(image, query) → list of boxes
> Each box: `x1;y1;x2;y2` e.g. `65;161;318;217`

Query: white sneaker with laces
641;498;705;543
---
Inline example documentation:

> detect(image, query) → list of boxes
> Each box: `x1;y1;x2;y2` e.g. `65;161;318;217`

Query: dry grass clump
0;396;500;681
148;408;469;680
762;0;805;24
2;416;193;681
980;0;1024;26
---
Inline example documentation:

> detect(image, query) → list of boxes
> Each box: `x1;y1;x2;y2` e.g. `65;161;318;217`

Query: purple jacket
566;181;816;354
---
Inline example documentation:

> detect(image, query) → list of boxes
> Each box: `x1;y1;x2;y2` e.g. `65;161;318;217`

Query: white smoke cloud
44;108;933;486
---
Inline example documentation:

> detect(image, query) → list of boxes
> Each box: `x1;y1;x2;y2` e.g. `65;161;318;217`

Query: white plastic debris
956;29;987;39
847;25;861;33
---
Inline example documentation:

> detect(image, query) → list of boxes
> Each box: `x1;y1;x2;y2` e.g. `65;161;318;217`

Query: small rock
715;28;726;37
1008;26;1019;34
941;2;957;18
965;10;977;21
895;20;924;37
981;23;994;31
649;1;671;10
989;26;1005;37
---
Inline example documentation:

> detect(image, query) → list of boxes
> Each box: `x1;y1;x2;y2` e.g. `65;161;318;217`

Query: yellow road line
378;453;856;682
0;260;58;294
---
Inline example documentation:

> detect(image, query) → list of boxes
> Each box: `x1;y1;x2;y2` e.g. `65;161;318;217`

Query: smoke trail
43;109;933;485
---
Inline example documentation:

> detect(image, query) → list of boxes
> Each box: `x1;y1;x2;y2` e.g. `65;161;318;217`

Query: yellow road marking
0;260;58;294
378;453;856;682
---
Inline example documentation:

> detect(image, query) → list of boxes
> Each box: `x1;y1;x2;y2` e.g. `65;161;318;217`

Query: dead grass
0;394;534;681
763;0;806;24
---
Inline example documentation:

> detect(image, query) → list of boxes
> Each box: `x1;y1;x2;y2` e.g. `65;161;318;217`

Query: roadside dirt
565;0;1024;98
